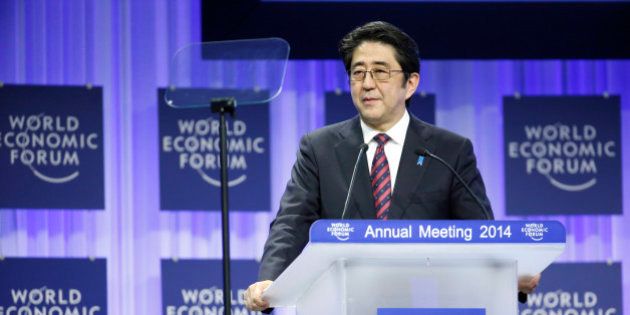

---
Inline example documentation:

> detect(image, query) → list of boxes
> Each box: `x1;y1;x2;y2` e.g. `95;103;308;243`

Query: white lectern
263;220;565;315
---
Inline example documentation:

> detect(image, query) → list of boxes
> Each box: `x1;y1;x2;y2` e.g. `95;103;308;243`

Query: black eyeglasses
349;68;406;81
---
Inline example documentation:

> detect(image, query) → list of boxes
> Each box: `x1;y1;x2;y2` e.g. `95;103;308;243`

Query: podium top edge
310;220;566;244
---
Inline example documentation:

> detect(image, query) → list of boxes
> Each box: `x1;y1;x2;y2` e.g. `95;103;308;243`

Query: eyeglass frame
348;68;407;82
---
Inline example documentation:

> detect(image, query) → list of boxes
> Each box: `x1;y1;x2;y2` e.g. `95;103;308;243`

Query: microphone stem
341;145;368;219
424;151;491;220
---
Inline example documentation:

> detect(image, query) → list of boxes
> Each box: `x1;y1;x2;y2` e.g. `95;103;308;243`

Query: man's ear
405;73;420;100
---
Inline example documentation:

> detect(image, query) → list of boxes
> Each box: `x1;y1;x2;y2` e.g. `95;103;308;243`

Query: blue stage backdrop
0;84;104;210
158;88;270;211
1;1;630;314
325;92;435;125
519;262;622;315
504;96;622;215
161;259;261;315
0;258;107;314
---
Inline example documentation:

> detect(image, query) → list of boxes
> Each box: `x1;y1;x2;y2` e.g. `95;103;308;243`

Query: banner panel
0;84;105;209
0;258;108;314
161;259;261;315
518;262;622;315
159;88;270;211
503;96;622;215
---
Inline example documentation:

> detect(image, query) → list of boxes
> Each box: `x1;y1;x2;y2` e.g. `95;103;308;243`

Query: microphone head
415;148;430;157
359;143;369;151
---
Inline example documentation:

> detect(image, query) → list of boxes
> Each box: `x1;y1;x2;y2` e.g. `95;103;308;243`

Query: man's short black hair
339;21;420;94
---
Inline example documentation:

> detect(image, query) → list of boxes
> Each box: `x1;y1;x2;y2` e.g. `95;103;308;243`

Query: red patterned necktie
371;133;392;220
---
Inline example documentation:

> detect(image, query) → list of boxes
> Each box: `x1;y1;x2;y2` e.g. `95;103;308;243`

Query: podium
263;220;566;315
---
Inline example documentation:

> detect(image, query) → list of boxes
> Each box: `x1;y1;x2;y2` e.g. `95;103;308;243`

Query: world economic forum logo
161;116;266;188
0;258;107;315
521;223;548;241
504;96;621;215
158;90;270;211
327;222;355;241
507;123;616;192
0;113;100;184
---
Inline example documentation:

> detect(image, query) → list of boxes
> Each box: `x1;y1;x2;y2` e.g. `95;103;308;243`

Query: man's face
349;41;419;131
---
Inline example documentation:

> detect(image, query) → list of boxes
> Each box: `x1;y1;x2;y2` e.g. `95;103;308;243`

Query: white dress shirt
360;110;410;193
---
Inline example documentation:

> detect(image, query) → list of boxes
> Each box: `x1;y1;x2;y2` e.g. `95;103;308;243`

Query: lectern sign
378;309;485;315
313;220;565;243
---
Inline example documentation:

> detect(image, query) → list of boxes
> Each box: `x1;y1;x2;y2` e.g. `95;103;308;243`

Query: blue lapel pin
416;156;424;166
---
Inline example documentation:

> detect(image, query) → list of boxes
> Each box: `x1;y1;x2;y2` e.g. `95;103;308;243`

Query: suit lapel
334;117;376;219
388;116;435;219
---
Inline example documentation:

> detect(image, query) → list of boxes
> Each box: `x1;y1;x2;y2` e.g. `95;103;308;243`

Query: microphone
415;148;492;220
418;149;527;302
341;143;369;219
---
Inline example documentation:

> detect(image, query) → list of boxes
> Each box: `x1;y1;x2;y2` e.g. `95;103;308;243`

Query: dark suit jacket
259;115;493;281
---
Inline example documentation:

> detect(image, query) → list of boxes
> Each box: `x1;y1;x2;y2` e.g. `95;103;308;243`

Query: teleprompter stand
211;97;236;314
165;39;290;315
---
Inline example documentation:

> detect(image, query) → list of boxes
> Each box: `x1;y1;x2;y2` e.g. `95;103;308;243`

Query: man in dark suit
245;21;539;311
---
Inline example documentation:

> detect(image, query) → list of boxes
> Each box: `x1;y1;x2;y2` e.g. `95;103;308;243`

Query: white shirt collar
360;110;410;145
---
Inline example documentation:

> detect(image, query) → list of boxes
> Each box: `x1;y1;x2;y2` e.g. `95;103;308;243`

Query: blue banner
378;309;485;315
503;96;622;215
0;258;107;314
519;262;622;315
158;88;270;211
0;84;105;209
161;259;261;315
310;220;565;243
325;92;435;125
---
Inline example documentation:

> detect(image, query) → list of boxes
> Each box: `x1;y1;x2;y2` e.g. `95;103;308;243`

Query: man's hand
244;280;273;311
518;273;541;294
